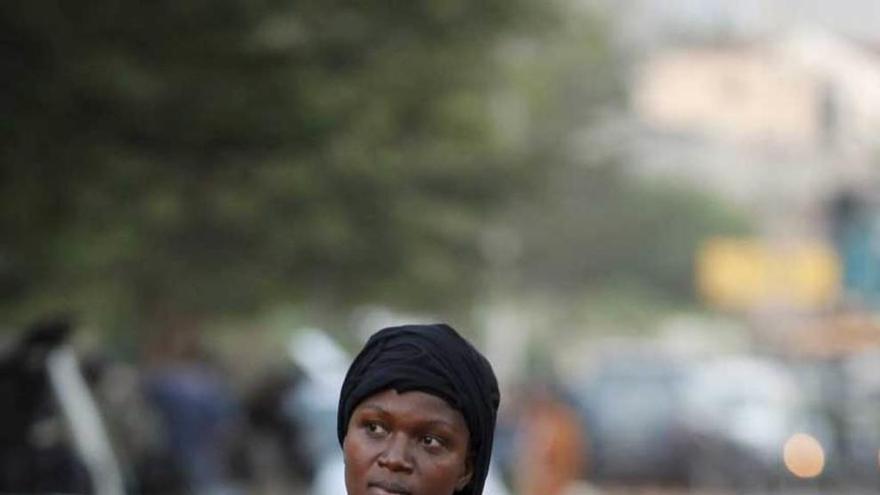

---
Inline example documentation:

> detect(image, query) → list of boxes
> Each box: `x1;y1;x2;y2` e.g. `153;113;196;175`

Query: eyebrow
356;404;458;430
356;403;387;414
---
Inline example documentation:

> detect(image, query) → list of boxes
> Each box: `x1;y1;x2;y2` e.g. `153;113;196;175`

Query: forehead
354;389;468;429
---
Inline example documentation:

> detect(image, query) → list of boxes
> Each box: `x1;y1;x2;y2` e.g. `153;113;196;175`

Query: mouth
367;480;412;495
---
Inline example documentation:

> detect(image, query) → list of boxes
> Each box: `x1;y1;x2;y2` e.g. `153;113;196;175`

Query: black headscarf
338;324;500;495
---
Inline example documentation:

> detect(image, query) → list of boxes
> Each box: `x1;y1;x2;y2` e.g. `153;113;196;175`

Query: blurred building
618;28;880;338
629;29;880;221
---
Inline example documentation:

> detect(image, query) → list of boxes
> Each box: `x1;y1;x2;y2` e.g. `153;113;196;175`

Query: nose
377;434;414;473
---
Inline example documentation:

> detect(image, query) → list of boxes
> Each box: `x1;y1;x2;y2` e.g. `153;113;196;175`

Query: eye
420;435;444;450
363;421;388;437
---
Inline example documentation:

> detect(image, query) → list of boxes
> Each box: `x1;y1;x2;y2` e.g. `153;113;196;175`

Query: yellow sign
697;237;840;310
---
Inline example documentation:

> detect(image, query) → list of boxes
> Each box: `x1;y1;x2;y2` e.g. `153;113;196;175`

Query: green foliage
484;9;752;314
0;0;558;330
515;162;753;304
499;11;622;150
2;0;737;334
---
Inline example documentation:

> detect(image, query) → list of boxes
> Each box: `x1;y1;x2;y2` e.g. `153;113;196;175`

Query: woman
337;324;500;495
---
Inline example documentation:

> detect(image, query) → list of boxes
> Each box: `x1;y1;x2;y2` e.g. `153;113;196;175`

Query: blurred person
143;319;244;495
336;323;500;495
243;365;315;492
514;382;587;495
89;356;188;494
0;318;92;493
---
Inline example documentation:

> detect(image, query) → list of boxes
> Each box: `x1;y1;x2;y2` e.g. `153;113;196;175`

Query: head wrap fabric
338;323;500;495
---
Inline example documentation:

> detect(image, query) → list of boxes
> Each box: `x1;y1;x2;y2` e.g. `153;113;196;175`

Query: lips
367;480;412;495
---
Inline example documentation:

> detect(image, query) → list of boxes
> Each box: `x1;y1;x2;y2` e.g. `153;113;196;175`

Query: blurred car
825;350;880;487
572;350;690;484
678;356;836;490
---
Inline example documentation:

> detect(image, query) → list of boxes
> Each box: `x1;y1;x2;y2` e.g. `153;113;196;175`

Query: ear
455;454;474;492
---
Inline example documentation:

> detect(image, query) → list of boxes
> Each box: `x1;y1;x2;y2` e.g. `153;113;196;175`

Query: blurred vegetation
516;165;752;300
1;1;750;338
489;13;753;330
0;0;557;333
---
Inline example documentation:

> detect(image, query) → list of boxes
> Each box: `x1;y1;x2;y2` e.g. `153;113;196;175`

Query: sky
588;0;880;47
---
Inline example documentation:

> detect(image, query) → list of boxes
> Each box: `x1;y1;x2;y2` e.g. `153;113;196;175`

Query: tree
0;0;557;331
483;9;753;326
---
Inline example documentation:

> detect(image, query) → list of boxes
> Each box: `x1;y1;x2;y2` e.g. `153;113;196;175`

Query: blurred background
3;0;880;494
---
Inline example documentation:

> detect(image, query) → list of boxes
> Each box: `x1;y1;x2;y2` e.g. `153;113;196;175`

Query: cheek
343;436;372;494
417;453;469;493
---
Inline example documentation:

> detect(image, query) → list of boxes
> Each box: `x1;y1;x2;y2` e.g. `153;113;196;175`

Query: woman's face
343;389;473;495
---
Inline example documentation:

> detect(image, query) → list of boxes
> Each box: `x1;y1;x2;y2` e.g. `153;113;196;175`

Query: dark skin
343;389;473;495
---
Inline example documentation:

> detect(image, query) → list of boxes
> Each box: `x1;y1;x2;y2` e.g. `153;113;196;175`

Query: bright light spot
783;433;825;478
